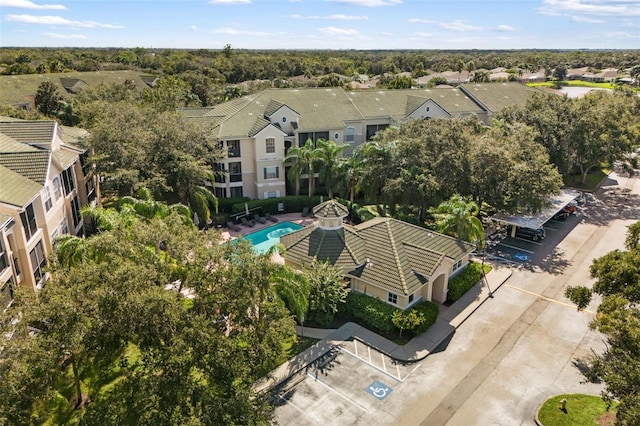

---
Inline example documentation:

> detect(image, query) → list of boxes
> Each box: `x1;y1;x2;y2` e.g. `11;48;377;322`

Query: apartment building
180;83;540;200
0;118;95;309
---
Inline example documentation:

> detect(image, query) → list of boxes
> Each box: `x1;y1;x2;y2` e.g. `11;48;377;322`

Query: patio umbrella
245;203;250;216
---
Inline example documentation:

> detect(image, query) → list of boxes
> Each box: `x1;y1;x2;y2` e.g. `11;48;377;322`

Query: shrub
447;262;486;303
345;292;399;333
407;301;439;335
232;195;322;215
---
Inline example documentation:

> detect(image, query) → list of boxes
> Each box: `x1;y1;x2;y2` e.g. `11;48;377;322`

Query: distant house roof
281;201;475;296
460;82;543;114
59;78;88;93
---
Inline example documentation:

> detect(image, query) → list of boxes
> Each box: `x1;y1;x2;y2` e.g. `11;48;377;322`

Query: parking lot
485;205;584;266
274;341;421;425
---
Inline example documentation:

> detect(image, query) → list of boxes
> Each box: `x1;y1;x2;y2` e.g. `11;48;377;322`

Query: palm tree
271;265;310;328
283;139;322;196
337;153;365;204
433;194;485;250
316;139;346;198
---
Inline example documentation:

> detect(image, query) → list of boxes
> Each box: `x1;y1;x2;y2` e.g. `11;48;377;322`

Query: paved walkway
254;266;512;393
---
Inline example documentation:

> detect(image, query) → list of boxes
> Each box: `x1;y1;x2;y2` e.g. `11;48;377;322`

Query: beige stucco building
180;83;541;201
0;119;94;309
280;200;475;309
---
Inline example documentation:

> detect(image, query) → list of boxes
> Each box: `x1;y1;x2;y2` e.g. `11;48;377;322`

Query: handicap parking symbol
513;253;529;262
365;380;393;400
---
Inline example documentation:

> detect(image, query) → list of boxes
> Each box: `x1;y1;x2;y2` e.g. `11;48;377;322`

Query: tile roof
53;148;79;169
0;151;50;184
0;133;39;153
281;225;367;271
0;120;56;146
283;202;475;296
313;200;349;218
0;164;42;207
0;212;12;228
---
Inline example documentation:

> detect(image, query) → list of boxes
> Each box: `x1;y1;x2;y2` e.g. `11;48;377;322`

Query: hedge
345;292;398;333
345;292;439;336
231;195;322;215
447;262;486;303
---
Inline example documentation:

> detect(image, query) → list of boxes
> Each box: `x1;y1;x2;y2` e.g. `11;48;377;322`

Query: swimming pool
241;221;304;254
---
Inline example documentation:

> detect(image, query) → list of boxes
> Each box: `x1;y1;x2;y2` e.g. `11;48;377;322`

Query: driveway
275;170;639;425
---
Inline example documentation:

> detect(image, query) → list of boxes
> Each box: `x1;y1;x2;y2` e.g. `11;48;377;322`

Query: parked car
515;226;545;241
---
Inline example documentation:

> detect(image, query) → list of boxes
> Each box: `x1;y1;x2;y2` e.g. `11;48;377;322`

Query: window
282;116;287;123
345;127;355;143
61;166;75;196
229;162;242;182
20;203;38;241
366;124;389;141
52;176;62;200
86;178;96;203
388;292;398;305
298;131;329;147
230;186;243;198
71;196;81;228
266;191;278;198
452;259;463;272
227;140;241;158
264;166;279;180
408;294;414;304
214;163;226;183
43;186;52;211
60;218;69;235
51;229;59;242
1;279;14;308
266;137;275;154
0;239;8;272
214;187;226;198
30;240;46;283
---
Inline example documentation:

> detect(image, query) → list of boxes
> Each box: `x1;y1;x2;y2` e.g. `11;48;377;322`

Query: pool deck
219;212;318;264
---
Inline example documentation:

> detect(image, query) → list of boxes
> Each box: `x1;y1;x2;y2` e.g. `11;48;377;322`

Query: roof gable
0;151;51;184
0;164;42;207
0;120;57;148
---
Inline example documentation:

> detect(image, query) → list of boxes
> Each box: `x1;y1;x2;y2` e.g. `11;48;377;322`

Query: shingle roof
0;213;12;228
0;164;42;207
0;151;50;184
0;133;39;153
460;82;543;113
283;202;476;296
0;120;56;146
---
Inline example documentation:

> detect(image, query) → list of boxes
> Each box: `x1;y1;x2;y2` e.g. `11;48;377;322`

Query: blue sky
1;0;638;50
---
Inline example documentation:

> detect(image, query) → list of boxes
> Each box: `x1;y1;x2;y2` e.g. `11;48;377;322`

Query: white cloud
43;32;87;39
408;18;432;24
571;15;605;22
5;14;124;28
212;27;271;36
291;14;368;20
0;0;66;10
208;0;251;4
328;0;401;7
318;26;360;35
496;24;515;31
440;20;483;31
539;0;640;17
602;30;640;38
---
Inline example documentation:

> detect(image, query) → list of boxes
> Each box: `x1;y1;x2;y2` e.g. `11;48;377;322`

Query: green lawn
563;168;609;191
537;394;617;426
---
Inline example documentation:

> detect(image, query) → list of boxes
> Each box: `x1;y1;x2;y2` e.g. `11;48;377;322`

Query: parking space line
496;242;535;253
381;354;386;372
339;346;403;382
277;391;308;416
505;284;595;314
306;372;370;413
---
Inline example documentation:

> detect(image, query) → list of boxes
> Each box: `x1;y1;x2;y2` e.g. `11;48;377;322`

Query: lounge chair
227;221;241;232
241;217;255;227
265;213;279;223
301;207;309;217
253;213;267;224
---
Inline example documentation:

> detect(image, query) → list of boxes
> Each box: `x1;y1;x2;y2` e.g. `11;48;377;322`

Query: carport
490;189;581;237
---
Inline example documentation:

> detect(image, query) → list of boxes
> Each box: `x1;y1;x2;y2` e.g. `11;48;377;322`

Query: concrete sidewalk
254;266;512;393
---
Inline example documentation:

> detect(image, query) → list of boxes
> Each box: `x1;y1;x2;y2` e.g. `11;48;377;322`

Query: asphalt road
275;170;638;426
